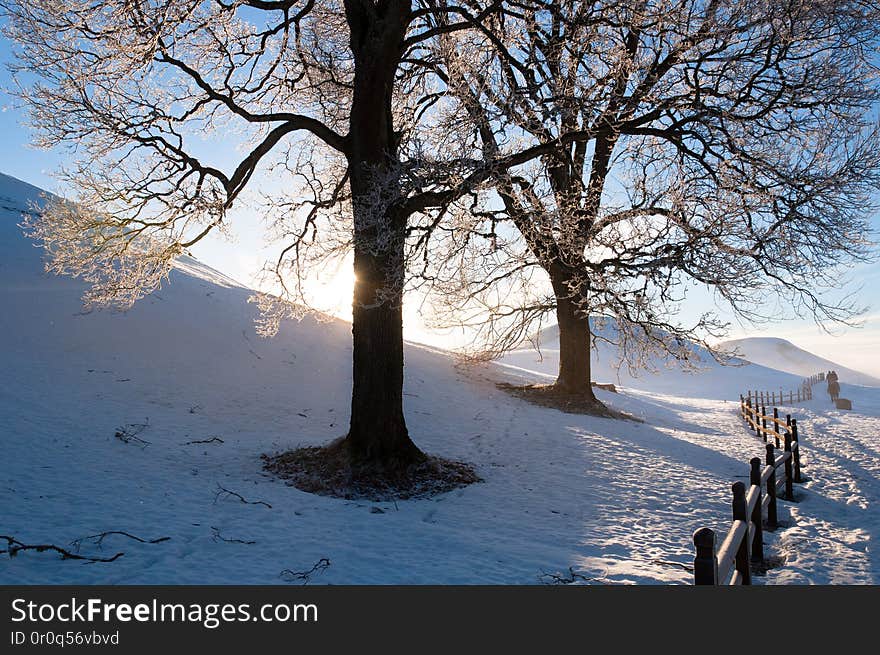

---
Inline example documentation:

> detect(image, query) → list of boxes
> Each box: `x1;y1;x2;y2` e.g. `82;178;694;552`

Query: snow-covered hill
499;319;807;400
720;337;880;388
2;171;879;585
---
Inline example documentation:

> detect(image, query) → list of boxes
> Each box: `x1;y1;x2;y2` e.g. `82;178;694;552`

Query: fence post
797;387;801;402
773;407;781;448
765;444;778;529
761;406;768;442
749;458;764;563
791;418;803;483
731;482;752;584
783;432;794;501
693;528;718;585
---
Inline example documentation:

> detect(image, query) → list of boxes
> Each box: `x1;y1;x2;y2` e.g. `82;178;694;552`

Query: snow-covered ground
763;383;880;583
2;172;879;584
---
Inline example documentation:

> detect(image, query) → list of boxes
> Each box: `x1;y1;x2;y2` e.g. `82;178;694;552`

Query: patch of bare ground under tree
262;438;481;501
496;382;641;421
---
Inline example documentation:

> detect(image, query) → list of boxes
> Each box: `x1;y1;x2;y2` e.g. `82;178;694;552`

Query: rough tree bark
549;264;596;401
343;0;424;468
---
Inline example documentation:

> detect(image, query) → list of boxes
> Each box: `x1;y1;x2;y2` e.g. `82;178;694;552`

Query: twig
214;483;272;509
115;420;151;448
185;437;224;445
280;558;331;584
210;527;256;545
69;531;170;552
0;535;123;563
651;559;694;572
538;567;606;585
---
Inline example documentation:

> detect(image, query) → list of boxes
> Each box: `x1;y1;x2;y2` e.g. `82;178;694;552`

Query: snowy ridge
499;317;806;401
720;336;880;388
2;171;880;585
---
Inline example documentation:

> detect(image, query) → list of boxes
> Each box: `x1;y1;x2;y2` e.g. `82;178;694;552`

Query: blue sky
2;34;880;376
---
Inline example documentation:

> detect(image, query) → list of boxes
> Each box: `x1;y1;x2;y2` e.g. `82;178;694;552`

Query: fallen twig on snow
0;535;123;563
280;558;331;584
651;559;694;572
69;531;170;552
115;420;151;448
210;527;256;545
214;483;272;508
537;567;607;585
185;437;224;445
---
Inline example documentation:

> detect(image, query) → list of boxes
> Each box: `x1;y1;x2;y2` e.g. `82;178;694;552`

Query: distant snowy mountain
720;337;880;388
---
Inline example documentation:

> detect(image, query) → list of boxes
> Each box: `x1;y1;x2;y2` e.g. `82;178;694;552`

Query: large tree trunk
347;249;423;466
549;265;597;401
342;0;423;469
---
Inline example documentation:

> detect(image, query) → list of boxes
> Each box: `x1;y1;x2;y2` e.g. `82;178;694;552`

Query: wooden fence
738;398;803;481
743;377;815;408
693;441;801;584
689;382;819;584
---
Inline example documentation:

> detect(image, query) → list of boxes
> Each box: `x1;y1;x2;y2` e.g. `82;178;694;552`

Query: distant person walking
828;379;841;403
826;370;839;399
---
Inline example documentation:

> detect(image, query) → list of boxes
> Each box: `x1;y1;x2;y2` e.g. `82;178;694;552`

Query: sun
306;261;434;338
310;264;355;318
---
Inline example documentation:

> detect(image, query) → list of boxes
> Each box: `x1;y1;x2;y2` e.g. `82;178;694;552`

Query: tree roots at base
262;437;480;501
496;382;638;420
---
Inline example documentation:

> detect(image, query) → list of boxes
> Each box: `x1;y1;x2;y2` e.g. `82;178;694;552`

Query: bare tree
1;0;597;476
0;1;440;473
425;0;880;406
